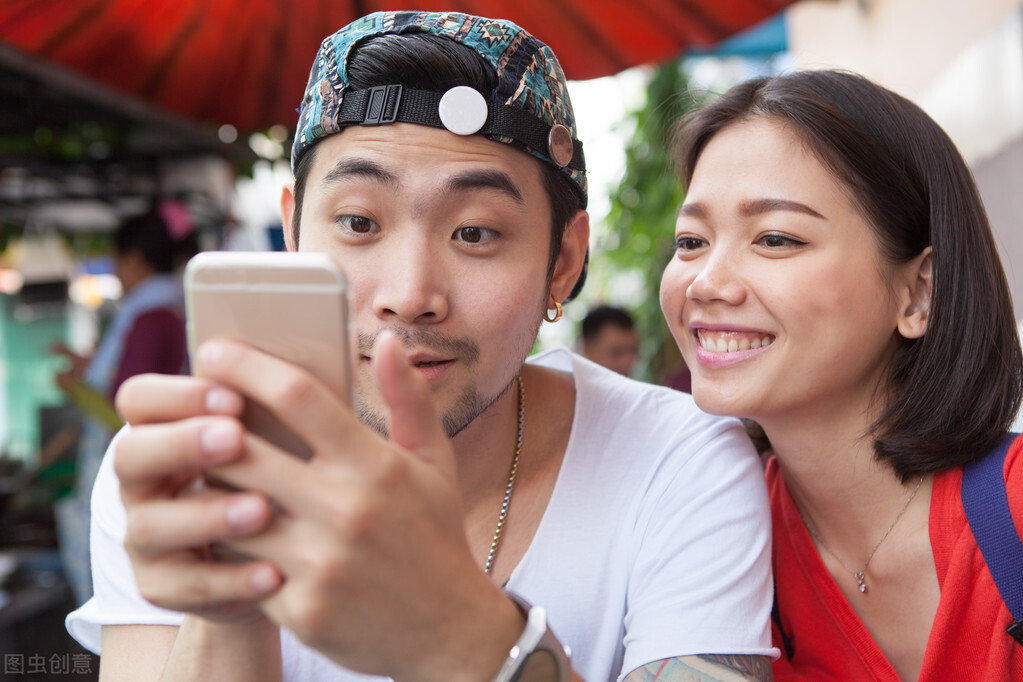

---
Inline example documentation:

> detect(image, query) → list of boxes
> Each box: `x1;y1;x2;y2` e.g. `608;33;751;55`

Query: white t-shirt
67;348;776;681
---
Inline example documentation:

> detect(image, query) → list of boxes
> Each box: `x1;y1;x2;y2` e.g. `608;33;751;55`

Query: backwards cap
292;11;587;207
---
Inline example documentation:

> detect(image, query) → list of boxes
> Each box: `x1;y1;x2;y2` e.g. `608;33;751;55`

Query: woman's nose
685;249;747;306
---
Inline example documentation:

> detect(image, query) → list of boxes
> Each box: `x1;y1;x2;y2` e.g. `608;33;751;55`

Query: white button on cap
439;86;488;135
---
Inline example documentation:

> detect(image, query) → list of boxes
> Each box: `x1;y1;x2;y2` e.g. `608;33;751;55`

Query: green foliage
599;59;700;382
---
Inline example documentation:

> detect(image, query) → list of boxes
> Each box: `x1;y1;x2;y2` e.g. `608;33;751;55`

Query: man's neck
452;359;578;581
450;371;524;503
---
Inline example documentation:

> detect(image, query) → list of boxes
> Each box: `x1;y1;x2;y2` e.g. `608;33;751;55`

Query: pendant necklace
802;475;924;594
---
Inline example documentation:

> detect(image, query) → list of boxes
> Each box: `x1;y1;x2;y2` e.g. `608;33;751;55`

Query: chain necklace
483;374;524;576
802;475;924;594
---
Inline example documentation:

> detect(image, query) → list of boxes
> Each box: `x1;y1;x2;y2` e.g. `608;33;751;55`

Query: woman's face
660;117;914;427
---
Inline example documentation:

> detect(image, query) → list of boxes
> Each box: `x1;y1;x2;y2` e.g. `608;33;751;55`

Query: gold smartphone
184;251;352;459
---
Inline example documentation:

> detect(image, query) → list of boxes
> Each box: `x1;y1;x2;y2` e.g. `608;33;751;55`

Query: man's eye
453;226;496;244
337;215;378;234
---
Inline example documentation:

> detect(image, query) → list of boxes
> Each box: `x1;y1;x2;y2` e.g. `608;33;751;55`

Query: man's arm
99;624;177;682
99;619;282;682
627;655;773;681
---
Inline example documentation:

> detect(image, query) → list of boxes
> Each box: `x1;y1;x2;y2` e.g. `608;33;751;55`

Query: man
579;305;641;376
66;12;775;681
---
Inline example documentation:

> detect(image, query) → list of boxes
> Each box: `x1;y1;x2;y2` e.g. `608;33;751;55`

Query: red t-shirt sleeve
110;308;187;398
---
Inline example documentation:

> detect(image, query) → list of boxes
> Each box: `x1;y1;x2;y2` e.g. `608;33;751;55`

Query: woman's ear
897;246;932;339
548;210;590;303
280;183;298;252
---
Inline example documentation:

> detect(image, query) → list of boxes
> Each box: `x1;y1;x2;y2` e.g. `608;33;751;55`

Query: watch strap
492;591;572;682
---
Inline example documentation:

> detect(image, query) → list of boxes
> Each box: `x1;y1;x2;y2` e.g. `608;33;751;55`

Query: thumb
372;331;453;470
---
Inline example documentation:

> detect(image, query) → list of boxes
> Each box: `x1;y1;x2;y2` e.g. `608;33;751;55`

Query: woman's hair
672;69;1023;478
291;33;584;282
113;204;198;274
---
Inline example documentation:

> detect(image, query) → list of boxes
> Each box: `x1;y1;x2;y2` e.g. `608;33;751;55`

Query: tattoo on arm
626;654;773;682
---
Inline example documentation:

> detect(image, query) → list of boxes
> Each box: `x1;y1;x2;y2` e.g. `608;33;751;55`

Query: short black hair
113;207;197;274
673;70;1023;479
581;305;635;341
291;32;584;286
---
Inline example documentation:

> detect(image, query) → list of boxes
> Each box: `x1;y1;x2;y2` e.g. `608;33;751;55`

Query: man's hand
114;374;284;622
196;332;523;682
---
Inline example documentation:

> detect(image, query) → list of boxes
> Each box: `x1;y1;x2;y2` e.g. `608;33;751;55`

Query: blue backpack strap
772;579;794;660
962;432;1023;645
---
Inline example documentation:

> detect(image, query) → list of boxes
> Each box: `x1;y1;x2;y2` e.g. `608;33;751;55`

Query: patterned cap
292;11;587;206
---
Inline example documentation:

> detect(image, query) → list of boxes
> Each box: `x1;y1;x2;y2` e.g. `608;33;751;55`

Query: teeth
698;331;774;353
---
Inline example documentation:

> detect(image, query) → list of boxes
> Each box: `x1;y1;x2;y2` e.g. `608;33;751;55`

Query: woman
660;69;1023;681
55;201;197;604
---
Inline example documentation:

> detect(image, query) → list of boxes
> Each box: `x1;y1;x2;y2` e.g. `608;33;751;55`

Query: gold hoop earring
544;301;563;323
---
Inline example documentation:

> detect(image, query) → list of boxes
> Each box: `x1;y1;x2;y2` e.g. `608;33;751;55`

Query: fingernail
201;423;240;459
199;341;225;366
205;388;242;414
249;565;280;595
225;497;264;531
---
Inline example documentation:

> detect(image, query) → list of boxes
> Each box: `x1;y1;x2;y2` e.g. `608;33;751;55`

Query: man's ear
280;183;298;252
548;210;590;303
896;246;932;339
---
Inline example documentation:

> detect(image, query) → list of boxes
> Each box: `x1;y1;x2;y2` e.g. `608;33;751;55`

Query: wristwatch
491;591;572;682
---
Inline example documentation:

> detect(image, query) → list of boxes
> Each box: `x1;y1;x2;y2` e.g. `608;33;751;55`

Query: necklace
483;374;524;576
802;475;924;594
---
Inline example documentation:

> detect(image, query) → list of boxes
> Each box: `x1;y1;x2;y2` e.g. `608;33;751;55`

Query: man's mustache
358;327;480;366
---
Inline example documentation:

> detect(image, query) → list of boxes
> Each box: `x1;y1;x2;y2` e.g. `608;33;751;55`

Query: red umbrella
0;0;796;133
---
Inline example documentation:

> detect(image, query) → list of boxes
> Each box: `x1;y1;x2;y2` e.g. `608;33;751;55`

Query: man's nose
371;238;449;324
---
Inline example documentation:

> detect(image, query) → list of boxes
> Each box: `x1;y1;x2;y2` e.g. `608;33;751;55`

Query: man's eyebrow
677;198;825;220
444;170;524;203
321;158;398;188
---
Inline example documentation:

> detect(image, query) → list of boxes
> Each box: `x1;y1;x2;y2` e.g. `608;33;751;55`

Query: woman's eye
337;215;379;234
757;233;805;248
453;226;497;244
675;236;706;252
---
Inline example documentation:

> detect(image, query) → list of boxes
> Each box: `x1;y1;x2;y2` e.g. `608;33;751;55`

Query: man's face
583;324;640;376
283;123;582;437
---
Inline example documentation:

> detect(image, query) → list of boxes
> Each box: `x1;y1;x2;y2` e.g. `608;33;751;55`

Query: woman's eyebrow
739;197;825;219
676;198;826;220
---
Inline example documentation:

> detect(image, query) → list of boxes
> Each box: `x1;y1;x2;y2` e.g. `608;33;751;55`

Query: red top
768;437;1023;681
110;308;187;399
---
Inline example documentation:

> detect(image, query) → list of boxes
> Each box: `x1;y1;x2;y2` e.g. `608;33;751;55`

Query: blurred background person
52;201;197;605
579;304;641;376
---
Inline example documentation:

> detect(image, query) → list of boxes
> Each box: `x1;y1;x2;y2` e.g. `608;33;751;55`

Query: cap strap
337;85;584;171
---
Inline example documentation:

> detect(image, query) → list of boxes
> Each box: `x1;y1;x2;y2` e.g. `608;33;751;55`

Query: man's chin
354;385;496;440
356;400;390;438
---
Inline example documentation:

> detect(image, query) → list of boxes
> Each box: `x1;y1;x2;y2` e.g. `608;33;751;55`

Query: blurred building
787;0;1023;317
